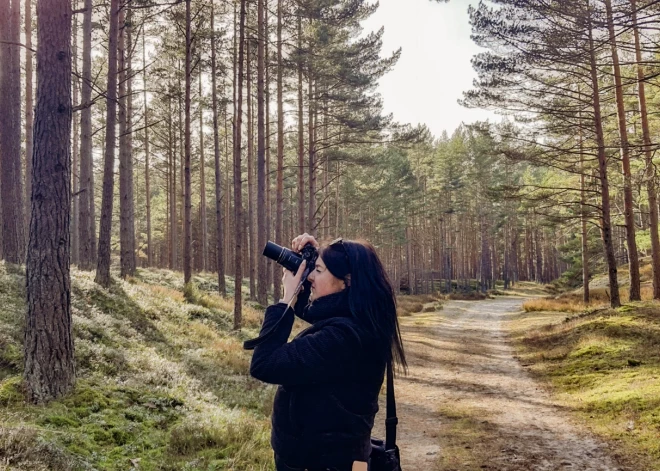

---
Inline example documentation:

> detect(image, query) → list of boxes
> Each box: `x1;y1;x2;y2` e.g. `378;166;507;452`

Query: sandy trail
373;297;624;471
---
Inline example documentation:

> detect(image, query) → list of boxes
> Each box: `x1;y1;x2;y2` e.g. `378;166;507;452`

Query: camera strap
243;305;291;350
243;281;304;350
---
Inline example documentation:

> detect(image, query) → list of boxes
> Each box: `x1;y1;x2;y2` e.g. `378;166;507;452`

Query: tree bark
78;0;94;270
308;72;316;237
119;6;136;278
24;0;33;231
587;6;620;307
169;95;177;269
297;11;305;233
25;0;75;403
234;0;247;328
0;0;26;264
95;0;120;287
199;68;208;272
184;0;193;284
631;0;660;299
605;0;640;301
274;0;284;303
71;11;80;265
247;32;256;300
579;117;590;303
143;24;152;267
211;0;226;296
257;0;268;304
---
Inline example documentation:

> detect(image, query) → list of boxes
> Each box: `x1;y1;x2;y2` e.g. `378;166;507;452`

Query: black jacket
249;287;387;469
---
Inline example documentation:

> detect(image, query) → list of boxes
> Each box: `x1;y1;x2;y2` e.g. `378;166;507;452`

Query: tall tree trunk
25;0;75;403
265;0;272;297
95;0;120;287
605;0;640;301
308;74;316;237
247;33;256;300
143;25;152;267
184;0;193;284
211;0;226;296
199;68;208;272
587;6;620;307
169;95;177;269
24;0;33;230
234;0;247;328
273;0;284;303
297;11;305;233
119;6;136;278
257;0;268;304
78;0;94;270
579;118;590;303
0;0;26;264
71;11;80;264
631;0;660;299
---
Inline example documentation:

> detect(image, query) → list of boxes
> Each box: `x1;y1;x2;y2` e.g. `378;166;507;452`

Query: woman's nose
307;272;314;282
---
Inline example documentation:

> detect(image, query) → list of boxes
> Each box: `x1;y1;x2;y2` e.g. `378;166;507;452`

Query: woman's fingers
293;260;306;283
291;233;319;252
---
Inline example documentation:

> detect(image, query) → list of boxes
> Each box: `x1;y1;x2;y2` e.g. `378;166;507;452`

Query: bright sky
361;0;497;138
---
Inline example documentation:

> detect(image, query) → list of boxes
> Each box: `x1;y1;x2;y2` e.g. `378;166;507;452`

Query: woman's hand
291;233;319;253
282;260;306;305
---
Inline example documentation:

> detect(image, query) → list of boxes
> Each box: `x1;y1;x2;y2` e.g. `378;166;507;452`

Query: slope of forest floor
0;262;278;470
0;263;445;470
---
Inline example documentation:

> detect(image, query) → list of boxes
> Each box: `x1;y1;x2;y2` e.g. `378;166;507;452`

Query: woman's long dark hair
320;239;407;373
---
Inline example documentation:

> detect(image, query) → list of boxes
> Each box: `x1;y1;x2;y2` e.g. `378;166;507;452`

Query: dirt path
373;298;624;471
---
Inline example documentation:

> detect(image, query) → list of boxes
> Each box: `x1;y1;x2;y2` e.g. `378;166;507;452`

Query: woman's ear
344;274;351;287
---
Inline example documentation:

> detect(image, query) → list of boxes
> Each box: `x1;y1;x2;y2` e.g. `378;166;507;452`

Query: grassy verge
507;301;660;470
0;262;276;470
397;294;443;316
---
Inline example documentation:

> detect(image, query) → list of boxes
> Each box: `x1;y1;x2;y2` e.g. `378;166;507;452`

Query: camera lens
263;241;303;273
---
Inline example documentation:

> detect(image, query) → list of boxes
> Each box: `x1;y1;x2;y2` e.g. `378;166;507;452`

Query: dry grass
522;285;656;313
446;291;488;301
397;294;443;317
209;337;251;375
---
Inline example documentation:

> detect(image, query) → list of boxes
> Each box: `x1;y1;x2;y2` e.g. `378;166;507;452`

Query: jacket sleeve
249;304;362;386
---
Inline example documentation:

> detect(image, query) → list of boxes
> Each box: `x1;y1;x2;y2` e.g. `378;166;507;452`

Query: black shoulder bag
369;361;402;471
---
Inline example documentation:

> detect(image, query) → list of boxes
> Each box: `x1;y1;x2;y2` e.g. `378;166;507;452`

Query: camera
263;241;318;274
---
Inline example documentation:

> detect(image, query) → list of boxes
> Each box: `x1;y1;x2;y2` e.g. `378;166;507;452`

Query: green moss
41;415;82;428
0;375;23;405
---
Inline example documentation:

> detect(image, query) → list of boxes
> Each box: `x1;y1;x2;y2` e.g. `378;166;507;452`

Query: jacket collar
303;288;351;324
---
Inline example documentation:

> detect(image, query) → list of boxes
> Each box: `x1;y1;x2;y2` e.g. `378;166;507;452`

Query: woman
250;233;407;471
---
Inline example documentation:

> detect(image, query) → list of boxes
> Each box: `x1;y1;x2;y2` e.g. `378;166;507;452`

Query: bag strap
385;360;398;450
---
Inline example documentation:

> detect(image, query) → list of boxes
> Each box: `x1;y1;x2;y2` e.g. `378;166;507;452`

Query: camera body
263;241;318;275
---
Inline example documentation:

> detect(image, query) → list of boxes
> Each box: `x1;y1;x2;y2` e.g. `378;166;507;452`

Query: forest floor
373;296;636;471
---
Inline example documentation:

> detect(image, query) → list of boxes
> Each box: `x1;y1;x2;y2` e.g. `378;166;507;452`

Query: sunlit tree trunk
604;0;639;301
631;0;660;300
587;4;619;307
